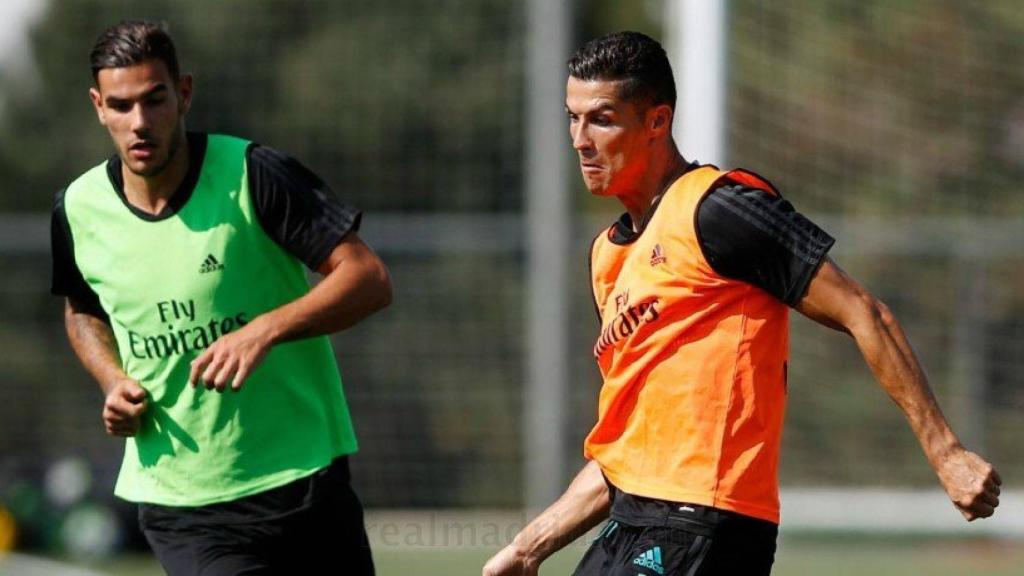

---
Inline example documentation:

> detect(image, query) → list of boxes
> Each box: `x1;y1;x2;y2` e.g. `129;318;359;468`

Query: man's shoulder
665;163;780;197
663;163;729;200
205;132;251;146
203;132;254;157
69;158;113;186
204;133;293;173
60;159;114;210
242;141;318;186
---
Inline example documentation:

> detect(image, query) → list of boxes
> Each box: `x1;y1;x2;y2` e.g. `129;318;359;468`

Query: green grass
52;536;1024;576
774;536;1024;576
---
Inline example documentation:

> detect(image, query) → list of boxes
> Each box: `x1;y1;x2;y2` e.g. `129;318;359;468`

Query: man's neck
620;147;689;231
122;134;190;215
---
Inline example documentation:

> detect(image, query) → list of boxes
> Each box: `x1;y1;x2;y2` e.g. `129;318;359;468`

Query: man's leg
139;507;275;576
694;514;777;576
271;460;375;574
571;520;622;576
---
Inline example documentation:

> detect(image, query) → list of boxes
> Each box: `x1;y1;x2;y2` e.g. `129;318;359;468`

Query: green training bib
63;134;358;506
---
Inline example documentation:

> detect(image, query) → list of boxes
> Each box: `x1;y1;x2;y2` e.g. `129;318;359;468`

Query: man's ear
648;103;673;138
89;86;106;126
176;74;193;115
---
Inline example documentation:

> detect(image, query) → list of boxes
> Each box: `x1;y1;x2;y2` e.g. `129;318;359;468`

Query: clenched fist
103;378;148;437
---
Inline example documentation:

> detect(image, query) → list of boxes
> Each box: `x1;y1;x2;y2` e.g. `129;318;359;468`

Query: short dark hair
567;31;675;110
90;20;180;82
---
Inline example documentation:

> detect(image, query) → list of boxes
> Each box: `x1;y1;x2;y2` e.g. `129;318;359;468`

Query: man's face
89;59;192;178
565;77;653;197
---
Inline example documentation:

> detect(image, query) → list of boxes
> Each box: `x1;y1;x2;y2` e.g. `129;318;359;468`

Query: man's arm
188;232;391;392
64;298;148;436
796;258;1001;520
482;460;610;576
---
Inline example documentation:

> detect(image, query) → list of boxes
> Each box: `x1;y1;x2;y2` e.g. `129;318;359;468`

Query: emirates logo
615;290;630;314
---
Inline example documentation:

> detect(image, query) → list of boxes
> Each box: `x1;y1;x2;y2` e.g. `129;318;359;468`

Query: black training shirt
696;183;834;306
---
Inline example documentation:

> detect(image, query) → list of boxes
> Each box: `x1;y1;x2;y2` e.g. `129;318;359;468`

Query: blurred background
0;0;1022;574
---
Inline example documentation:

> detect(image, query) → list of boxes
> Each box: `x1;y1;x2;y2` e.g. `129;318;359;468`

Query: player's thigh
277;482;375;574
571;520;623;576
694;519;777;576
140;520;274;576
192;546;275;576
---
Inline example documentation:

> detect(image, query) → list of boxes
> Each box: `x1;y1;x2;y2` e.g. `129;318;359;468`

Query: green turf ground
46;536;1024;575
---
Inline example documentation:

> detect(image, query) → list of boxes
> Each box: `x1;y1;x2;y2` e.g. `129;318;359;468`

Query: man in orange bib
484;31;1001;576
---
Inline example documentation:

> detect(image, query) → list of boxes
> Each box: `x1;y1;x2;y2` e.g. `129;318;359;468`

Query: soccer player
50;21;389;575
483;31;1001;576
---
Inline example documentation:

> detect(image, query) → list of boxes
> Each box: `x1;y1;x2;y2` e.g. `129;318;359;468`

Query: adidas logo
632;546;664;575
199;254;225;274
650;243;667;266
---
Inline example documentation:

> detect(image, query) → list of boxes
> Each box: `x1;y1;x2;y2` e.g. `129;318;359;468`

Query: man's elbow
65;297;110;327
364;259;393;312
850;290;897;335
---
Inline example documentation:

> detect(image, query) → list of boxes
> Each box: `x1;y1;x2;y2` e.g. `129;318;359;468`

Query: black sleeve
695;184;835;306
246;144;362;270
51;189;109;321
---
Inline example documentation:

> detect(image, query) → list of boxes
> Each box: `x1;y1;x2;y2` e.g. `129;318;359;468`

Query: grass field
381;537;1024;576
9;510;1023;575
22;534;1024;575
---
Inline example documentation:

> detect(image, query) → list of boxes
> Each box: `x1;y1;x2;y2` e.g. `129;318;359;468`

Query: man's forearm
798;261;959;460
798;259;999;520
845;291;1000;518
259;260;390;345
510;460;610;564
256;235;391;346
64;300;128;395
845;295;959;462
189;234;392;391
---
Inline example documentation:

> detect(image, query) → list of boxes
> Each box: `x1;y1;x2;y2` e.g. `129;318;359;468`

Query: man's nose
571;124;593;151
129;103;150;133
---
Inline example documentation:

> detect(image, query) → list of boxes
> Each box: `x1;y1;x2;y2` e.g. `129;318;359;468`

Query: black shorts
137;456;374;576
572;488;778;576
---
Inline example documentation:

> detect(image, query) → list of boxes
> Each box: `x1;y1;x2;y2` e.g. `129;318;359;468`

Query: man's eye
592;116;611;126
110;103;131;112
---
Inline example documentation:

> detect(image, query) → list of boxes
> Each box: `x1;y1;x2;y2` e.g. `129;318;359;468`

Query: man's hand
189;316;274;393
103;378;148;436
64;299;148;436
936;447;1001;521
483;544;538;576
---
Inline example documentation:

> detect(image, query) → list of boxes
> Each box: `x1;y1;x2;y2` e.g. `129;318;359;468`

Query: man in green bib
50;20;390;575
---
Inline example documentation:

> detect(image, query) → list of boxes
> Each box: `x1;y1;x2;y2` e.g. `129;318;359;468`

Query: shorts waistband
607;483;777;535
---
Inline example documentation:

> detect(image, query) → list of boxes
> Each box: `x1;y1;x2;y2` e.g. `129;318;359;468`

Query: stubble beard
124;122;185;178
